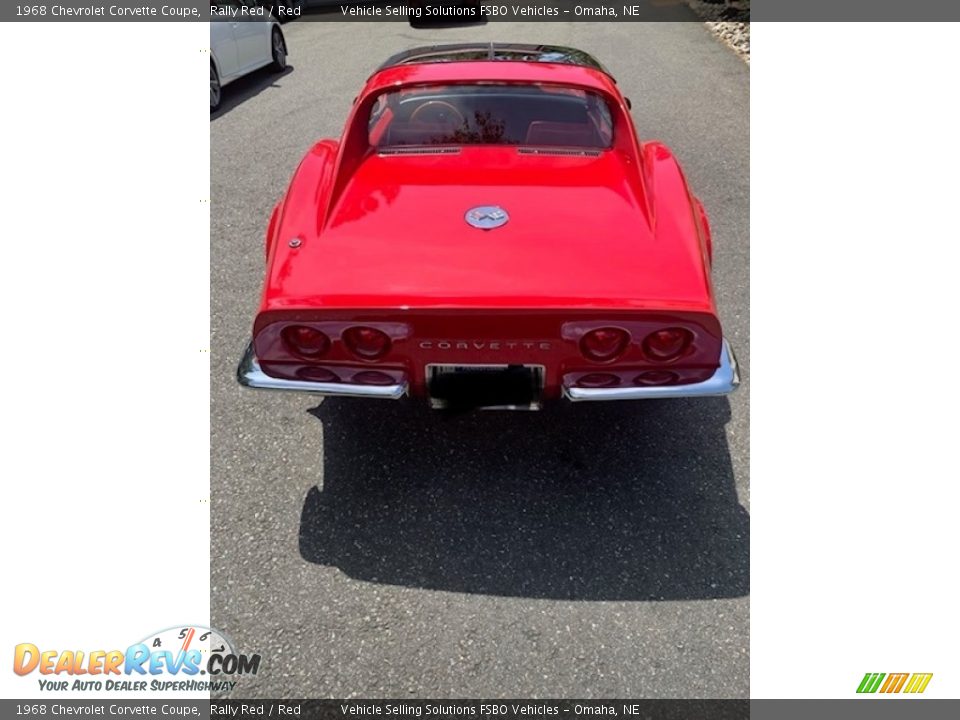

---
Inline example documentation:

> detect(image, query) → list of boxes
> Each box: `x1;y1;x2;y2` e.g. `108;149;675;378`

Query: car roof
376;43;613;78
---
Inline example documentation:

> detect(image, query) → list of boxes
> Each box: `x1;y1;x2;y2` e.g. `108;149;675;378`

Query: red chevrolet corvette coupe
238;44;739;410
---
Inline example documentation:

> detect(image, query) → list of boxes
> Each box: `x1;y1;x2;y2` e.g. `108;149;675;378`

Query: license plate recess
426;364;545;410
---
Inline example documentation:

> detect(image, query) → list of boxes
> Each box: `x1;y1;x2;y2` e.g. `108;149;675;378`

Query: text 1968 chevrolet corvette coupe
238;44;739;410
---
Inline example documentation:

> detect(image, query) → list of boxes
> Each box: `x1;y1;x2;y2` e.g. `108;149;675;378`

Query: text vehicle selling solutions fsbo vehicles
238;44;740;410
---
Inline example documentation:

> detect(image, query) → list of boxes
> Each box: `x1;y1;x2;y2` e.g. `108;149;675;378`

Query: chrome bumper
236;342;408;400
562;340;741;402
237;339;739;404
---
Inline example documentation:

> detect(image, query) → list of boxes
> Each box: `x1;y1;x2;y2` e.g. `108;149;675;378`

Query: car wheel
210;63;221;112
270;29;287;72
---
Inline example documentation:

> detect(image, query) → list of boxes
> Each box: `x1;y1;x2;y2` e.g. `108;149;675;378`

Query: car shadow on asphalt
298;397;748;601
211;65;294;120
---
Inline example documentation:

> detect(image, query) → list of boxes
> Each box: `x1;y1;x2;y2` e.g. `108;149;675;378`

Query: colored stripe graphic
880;673;909;693
856;673;885;693
903;673;933;694
857;672;933;694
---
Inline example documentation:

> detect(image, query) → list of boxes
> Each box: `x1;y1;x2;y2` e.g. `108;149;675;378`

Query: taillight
635;370;678;386
642;328;693;362
577;373;621;388
343;326;391;360
580;327;630;362
296;366;339;383
353;371;395;386
281;325;331;359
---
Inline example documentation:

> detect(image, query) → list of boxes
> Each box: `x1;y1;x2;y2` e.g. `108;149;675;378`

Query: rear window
368;84;614;149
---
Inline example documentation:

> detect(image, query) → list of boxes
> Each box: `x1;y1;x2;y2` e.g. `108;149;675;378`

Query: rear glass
369;84;614;149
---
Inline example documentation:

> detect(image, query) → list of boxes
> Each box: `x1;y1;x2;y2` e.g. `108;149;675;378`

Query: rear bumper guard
236;342;408;400
562;339;740;402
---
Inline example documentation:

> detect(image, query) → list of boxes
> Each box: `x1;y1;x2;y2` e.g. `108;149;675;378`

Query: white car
210;0;288;111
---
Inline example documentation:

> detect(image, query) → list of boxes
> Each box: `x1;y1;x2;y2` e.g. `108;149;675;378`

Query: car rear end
239;307;737;409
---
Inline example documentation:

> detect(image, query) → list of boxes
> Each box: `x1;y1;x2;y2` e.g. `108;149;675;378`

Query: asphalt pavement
211;18;749;698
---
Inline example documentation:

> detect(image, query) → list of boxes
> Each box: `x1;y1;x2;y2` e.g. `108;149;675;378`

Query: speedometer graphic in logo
127;624;260;696
138;625;237;675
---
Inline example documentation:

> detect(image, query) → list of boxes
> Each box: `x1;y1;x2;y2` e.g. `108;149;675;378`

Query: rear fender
693;196;713;265
264;139;338;267
642;141;715;282
265;199;283;263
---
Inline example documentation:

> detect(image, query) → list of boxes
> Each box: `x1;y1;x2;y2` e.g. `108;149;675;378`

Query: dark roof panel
376;43;612;77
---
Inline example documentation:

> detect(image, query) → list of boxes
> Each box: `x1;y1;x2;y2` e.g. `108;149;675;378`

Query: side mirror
624;97;633;110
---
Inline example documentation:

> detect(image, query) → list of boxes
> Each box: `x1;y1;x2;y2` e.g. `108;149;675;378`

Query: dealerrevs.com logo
13;625;260;693
856;672;933;694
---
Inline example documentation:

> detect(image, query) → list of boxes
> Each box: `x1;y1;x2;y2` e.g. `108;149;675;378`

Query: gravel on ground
689;1;750;64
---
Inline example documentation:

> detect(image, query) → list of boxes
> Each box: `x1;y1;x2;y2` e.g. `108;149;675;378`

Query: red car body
239;44;739;409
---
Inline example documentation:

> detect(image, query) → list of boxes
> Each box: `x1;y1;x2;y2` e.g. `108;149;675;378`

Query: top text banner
8;1;702;22
5;1;960;22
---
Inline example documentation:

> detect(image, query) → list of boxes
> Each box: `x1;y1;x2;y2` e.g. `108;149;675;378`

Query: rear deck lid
265;147;714;311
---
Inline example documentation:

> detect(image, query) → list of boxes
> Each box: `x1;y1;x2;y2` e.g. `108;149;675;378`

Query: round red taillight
580;327;630;362
577;373;621;388
635;370;679;386
296;366;339;383
343;326;391;360
353;371;395;386
282;325;331;359
642;328;693;362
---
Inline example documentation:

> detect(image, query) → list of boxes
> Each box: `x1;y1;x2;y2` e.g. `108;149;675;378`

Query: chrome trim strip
236;342;407;400
517;147;602;157
562;340;741;402
378;146;461;156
